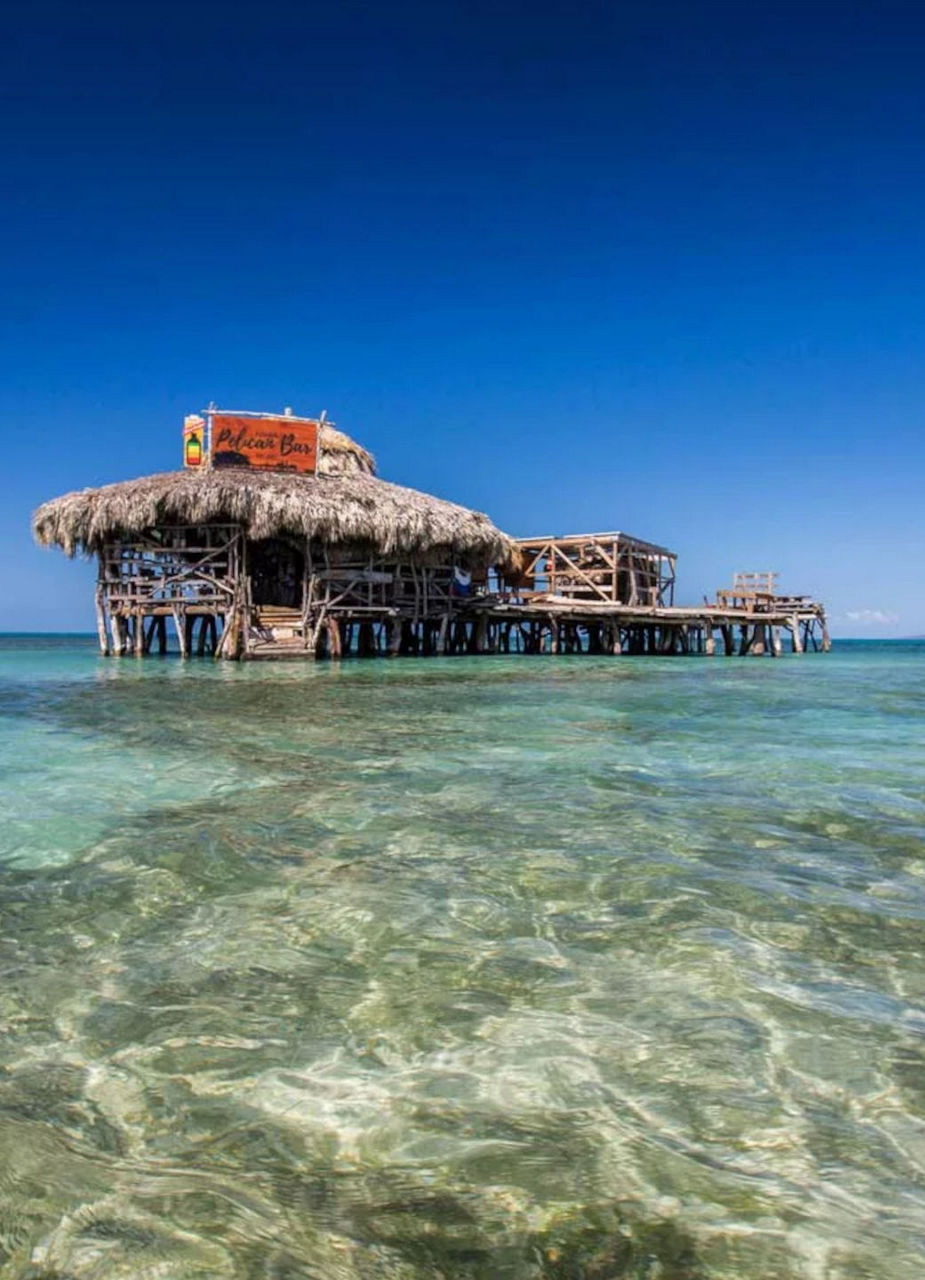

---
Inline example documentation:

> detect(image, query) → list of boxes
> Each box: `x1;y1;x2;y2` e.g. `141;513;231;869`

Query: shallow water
1;636;924;1279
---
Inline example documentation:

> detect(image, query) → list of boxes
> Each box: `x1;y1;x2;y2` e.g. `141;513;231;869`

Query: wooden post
216;605;240;660
94;582;109;655
474;613;488;653
133;612;144;657
315;620;329;659
789;615;803;654
387;618;402;657
327;616;343;660
821;616;832;652
172;606;188;659
704;626;716;656
110;612;125;657
307;610;326;657
770;626;782;658
400;620;415;655
358;621;375;657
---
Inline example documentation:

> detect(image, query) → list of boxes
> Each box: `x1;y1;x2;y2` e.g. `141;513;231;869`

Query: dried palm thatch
309;423;376;476
33;468;518;568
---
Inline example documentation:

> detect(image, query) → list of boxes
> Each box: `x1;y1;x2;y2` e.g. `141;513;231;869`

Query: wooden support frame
97;524;243;658
90;521;829;665
508;532;677;609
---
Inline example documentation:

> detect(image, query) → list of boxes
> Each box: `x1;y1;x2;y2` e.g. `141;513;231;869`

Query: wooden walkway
457;596;829;656
234;596;829;659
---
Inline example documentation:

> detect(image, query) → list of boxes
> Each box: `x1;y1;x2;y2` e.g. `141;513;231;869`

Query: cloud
843;609;900;626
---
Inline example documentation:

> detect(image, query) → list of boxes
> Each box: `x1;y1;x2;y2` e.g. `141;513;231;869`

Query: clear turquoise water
1;637;924;1279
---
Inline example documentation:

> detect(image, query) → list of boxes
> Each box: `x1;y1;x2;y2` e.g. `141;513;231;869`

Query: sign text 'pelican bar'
183;408;320;474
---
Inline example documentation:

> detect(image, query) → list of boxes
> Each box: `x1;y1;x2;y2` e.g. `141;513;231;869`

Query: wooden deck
92;526;829;660
455;596;829;656
236;595;829;659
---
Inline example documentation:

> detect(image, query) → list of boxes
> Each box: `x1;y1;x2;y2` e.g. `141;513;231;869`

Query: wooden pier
34;411;831;664
87;535;828;661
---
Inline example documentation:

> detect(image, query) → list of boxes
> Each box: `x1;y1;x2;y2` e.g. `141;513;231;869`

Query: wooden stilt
327;616;343;659
474;613;488;653
94;584;110;655
110;613;125;656
172;606;188;659
215;607;238;660
358;621;374;657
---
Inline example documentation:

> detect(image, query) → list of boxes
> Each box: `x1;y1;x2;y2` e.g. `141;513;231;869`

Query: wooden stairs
246;606;310;659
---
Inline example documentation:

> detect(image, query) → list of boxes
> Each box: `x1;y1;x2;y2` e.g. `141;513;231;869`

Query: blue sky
4;0;924;635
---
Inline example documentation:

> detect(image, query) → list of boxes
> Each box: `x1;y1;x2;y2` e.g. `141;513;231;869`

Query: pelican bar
33;408;830;660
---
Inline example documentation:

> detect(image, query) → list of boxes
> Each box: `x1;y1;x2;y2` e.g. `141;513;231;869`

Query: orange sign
210;413;319;474
183;415;206;468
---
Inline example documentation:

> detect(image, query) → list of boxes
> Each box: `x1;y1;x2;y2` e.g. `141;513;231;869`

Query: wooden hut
506;532;677;607
33;411;518;659
33;407;830;661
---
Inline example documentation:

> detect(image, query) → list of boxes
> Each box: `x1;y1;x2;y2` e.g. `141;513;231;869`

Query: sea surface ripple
1;637;923;1279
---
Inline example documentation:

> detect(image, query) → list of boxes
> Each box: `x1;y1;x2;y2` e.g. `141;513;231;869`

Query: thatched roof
33;466;517;568
306;422;376;476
